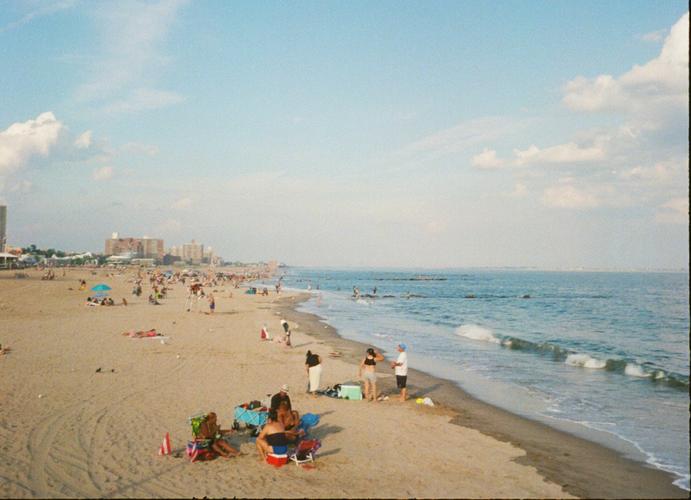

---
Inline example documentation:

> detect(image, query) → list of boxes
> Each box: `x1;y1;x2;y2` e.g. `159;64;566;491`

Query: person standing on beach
305;350;322;396
280;319;291;346
391;343;408;402
208;293;215;314
358;348;384;402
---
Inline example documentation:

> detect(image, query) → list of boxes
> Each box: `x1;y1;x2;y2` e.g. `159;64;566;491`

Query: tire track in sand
26;357;188;497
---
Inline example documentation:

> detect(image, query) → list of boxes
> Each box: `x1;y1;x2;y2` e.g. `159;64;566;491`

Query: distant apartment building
0;205;6;252
104;232;164;260
182;240;204;264
141;237;164;259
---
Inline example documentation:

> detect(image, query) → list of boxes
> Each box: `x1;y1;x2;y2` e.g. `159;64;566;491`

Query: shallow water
265;268;690;490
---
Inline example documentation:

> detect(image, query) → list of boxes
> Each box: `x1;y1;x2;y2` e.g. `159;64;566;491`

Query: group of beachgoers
192;384;308;462
86;296;125;306
358;344;408;402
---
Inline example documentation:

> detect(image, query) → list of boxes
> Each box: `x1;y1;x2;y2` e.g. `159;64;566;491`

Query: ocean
261;268;689;490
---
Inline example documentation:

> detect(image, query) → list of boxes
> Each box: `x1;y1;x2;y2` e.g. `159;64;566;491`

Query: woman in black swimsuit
256;409;289;461
358;347;385;402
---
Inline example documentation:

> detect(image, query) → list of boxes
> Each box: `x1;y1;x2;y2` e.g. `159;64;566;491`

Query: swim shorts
396;375;407;389
363;371;377;382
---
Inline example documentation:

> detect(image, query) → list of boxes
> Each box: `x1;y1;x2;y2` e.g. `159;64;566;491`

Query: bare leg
372;381;378;402
213;440;239;458
256;437;270;461
400;387;408;402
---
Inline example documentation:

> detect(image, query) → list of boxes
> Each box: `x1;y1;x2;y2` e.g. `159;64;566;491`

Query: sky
0;0;688;269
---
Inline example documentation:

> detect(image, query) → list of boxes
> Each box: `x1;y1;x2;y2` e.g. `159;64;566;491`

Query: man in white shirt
391;343;409;402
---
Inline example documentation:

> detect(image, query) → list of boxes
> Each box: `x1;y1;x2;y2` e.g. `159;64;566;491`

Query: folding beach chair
186;413;215;462
289;439;321;466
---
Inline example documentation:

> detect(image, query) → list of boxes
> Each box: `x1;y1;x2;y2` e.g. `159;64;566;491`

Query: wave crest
455;324;501;344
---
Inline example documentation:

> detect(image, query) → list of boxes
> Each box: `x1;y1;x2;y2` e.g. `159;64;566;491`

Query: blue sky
0;1;688;269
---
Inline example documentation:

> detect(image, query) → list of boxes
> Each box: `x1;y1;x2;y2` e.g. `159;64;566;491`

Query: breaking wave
454;324;689;390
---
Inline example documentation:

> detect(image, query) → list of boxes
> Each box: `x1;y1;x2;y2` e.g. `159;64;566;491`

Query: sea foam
456;324;501;344
565;353;607;369
624;363;650;378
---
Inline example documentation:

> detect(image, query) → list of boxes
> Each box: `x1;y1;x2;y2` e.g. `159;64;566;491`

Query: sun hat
280;384;289;393
398;343;407;351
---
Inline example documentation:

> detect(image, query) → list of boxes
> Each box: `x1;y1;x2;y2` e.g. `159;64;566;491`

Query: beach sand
0;269;685;498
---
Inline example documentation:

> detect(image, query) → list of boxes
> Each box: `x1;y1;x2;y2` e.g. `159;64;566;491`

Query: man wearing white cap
391;343;408;402
270;384;292;411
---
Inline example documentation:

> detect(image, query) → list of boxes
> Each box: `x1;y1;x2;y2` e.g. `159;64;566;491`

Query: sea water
263;268;689;490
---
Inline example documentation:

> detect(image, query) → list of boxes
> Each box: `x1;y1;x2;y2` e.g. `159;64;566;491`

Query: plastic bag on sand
423;397;434;407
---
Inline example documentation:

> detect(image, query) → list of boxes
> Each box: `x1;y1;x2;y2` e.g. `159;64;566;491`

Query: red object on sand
158;432;172;455
266;454;288;467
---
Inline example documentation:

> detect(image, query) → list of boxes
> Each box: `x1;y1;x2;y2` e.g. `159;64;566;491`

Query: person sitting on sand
198;412;239;458
276;400;301;434
270;384;292;410
255;409;289;461
358;347;385;402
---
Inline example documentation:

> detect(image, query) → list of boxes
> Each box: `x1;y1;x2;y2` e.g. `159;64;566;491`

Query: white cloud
75;0;188;113
471;148;506;169
156;218;182;234
74;130;93;149
121;142;159;156
541;183;600;209
0;112;63;178
0;0;77;33
639;29;666;43
563;12;689;114
102;88;184;114
401;116;516;160
514;142;605;165
172;197;192;210
92;166;114;181
619;163;674;183
655;197;689;224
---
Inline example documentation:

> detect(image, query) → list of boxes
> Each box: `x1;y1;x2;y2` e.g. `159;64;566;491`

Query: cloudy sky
0;1;688;269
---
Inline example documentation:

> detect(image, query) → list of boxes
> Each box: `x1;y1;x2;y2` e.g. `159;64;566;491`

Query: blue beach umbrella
91;284;112;291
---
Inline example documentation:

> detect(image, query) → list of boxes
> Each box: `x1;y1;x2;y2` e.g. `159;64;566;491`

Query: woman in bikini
358;347;385;402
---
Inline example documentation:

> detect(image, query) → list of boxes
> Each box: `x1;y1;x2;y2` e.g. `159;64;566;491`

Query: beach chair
186;414;215;462
289;439;321;466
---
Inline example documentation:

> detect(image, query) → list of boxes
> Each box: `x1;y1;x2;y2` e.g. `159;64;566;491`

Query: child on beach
208;293;215;314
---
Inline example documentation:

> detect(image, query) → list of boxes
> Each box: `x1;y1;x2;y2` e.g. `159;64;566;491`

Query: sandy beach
0;268;685;499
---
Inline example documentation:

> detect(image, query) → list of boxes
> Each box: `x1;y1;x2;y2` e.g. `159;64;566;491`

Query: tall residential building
141;237;164;259
182;240;204;264
104;233;164;260
0;205;6;252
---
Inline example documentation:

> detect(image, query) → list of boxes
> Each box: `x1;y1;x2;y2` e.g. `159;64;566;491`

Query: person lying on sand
121;329;161;338
198;412;239;458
